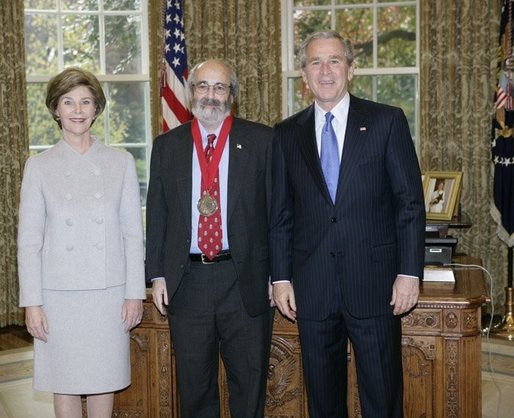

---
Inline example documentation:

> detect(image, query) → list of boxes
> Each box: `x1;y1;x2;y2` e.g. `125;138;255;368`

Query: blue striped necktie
320;112;339;203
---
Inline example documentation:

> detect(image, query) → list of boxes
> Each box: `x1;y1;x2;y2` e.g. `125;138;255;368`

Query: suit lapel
227;119;252;222
172;126;194;227
336;95;370;205
296;105;333;203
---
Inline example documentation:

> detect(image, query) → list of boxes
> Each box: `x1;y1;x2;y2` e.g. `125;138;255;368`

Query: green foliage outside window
24;0;149;205
287;0;418;142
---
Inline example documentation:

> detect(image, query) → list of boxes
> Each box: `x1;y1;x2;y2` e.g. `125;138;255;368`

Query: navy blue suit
269;95;425;417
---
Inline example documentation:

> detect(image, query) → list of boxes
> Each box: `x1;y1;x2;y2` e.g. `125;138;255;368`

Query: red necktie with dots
198;134;222;260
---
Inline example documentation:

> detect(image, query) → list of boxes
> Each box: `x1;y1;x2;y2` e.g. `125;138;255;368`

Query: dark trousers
168;259;272;418
297;308;403;418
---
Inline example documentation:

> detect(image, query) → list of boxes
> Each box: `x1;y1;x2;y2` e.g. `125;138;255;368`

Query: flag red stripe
162;85;190;123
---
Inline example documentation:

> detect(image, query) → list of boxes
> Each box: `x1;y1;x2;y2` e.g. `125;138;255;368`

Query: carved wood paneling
114;257;487;418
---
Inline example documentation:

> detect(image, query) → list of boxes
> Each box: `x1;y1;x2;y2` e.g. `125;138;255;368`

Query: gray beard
191;98;231;125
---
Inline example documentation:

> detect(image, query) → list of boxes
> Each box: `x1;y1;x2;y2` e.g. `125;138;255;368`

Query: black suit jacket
269;95;425;320
146;118;273;317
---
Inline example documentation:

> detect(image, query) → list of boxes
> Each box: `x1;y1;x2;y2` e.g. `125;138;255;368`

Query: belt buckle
201;254;215;265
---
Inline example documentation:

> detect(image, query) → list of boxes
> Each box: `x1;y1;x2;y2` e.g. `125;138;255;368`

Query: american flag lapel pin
359;127;367;131
236;144;242;149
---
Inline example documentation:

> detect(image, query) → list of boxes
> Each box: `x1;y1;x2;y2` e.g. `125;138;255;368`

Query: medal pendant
198;194;218;216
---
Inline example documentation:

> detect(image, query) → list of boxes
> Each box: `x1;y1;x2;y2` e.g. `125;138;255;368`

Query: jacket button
94;192;103;199
66;245;74;251
331;217;337;223
66;218;73;226
65;193;72;200
95;218;104;224
64;170;72;177
95;242;104;250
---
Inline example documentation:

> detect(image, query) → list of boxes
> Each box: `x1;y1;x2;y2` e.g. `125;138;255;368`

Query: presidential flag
161;0;191;132
492;0;514;246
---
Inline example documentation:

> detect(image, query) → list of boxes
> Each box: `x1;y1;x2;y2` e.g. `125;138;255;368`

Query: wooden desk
113;256;488;417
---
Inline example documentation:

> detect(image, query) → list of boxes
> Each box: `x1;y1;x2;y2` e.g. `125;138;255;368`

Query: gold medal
198;194;218;216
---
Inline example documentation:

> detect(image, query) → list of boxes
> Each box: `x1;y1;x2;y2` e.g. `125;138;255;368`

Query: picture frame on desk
423;171;463;221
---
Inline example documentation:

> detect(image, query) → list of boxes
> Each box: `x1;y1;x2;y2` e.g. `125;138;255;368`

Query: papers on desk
423;267;455;282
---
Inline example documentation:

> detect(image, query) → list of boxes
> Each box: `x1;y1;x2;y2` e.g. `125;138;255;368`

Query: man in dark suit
146;59;273;418
269;31;425;418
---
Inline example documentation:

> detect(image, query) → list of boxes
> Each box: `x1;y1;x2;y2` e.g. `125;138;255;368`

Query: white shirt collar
314;92;350;128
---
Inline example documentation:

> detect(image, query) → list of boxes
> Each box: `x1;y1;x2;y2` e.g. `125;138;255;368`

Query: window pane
26;84;61;147
105;15;142;74
350;74;373;101
90;113;106;140
24;13;59;75
62;14;100;71
61;0;98;10
287;76;313;115
335;7;373;68
293;10;331;70
104;0;141;10
117;146;148;206
377;5;416;67
376;75;416;136
105;82;148;145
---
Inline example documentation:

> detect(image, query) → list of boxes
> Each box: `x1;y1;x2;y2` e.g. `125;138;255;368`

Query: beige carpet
0;347;53;418
482;336;514;418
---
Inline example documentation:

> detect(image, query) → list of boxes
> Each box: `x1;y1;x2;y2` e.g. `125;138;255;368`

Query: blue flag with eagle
492;0;514;246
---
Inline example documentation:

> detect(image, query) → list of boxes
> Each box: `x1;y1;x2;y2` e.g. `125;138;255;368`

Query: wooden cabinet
113;257;488;417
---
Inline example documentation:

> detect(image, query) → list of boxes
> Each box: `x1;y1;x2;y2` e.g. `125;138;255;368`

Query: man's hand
272;282;297;322
390;275;419;315
152;279;169;316
268;281;276;307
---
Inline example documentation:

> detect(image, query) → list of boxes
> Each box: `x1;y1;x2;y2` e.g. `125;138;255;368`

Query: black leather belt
189;251;232;264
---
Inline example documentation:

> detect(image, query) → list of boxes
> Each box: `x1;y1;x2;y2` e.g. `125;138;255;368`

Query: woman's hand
122;299;143;332
25;306;49;343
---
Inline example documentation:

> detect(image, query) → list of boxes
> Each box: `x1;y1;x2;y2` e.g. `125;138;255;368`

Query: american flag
161;0;191;132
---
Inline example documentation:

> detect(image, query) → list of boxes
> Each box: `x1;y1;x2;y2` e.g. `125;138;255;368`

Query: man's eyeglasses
193;82;231;95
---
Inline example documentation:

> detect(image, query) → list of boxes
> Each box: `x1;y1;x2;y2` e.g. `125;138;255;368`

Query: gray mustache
199;98;222;107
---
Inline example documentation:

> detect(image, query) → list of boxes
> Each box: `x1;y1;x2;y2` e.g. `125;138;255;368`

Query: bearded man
146;59;274;418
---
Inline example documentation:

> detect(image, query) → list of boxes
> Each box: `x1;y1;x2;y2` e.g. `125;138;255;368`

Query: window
24;0;151;205
281;0;419;148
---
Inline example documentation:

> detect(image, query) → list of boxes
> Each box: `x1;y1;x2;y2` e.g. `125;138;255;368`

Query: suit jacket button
331;217;337;223
65;193;72;200
66;218;73;226
66;245;74;251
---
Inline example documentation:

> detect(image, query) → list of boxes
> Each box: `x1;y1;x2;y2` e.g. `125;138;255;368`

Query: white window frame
280;0;420;149
24;0;152;194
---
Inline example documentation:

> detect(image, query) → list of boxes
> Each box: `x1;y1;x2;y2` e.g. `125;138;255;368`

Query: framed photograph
423;171;463;221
